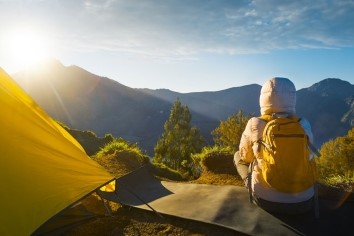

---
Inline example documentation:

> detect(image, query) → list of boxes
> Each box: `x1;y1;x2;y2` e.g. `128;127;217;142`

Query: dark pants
253;195;314;215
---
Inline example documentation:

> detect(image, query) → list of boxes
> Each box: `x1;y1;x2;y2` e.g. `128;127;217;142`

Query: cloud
1;0;354;61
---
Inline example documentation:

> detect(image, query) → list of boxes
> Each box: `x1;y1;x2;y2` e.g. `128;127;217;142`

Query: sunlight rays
1;26;52;71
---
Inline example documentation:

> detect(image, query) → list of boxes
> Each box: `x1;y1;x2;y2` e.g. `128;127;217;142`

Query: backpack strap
247;160;255;203
259;114;272;122
308;141;321;158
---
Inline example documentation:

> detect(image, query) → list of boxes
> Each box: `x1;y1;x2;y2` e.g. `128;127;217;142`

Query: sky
0;0;354;93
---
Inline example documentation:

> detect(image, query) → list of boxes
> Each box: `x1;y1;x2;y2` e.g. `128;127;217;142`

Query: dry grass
92;152;144;178
67;206;241;236
193;171;243;186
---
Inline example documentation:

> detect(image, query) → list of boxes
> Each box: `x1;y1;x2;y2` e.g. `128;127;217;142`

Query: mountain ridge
12;61;354;154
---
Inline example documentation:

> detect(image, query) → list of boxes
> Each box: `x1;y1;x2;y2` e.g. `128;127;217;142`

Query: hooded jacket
238;77;314;203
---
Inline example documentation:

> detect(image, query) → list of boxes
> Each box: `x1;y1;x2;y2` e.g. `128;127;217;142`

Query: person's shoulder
251;116;268;124
248;116;265;123
248;116;267;131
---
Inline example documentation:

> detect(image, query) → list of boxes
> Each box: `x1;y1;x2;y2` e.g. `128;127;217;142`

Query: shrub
316;127;354;187
95;138;149;164
192;146;234;176
96;139;130;156
93;139;150;177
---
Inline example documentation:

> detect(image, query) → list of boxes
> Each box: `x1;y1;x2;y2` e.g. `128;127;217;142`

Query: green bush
316;127;354;187
95;138;149;164
191;146;234;176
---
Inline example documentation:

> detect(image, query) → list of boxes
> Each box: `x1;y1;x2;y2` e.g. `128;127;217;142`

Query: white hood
259;77;296;115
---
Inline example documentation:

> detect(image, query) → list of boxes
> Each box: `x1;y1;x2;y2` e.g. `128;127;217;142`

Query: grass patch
95;138;149;163
149;162;184;181
93;139;150;177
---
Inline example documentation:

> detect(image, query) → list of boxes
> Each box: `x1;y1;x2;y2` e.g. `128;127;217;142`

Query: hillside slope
13;61;353;152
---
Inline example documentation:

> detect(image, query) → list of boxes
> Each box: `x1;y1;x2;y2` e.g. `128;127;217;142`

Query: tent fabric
110;166;354;236
0;68;113;236
33;203;97;235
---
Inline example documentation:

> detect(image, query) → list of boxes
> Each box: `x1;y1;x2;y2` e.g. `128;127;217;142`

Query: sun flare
2;27;51;71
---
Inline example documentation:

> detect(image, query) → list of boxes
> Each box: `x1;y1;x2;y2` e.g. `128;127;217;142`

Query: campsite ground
69;200;244;236
65;153;246;236
65;153;353;236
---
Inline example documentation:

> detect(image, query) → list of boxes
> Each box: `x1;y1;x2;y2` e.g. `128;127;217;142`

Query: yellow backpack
258;114;317;193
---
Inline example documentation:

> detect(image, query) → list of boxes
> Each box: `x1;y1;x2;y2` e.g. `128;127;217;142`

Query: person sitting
234;77;316;214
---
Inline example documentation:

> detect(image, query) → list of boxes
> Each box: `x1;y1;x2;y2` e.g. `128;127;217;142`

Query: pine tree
211;110;250;151
154;98;205;171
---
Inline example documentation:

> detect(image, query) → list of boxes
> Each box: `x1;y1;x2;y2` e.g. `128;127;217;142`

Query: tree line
152;98;354;185
153;98;249;178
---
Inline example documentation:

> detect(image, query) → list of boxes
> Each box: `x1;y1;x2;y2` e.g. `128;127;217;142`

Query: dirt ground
67;202;245;236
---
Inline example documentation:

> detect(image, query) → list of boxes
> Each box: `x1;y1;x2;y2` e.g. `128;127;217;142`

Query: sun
2;27;52;71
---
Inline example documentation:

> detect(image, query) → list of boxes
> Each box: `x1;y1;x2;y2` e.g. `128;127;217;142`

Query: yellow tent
0;68;114;235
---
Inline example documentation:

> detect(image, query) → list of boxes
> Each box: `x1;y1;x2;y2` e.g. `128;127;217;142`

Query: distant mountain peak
308;78;354;99
309;78;351;89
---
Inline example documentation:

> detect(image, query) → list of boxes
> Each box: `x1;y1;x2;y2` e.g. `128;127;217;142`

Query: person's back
234;77;316;214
